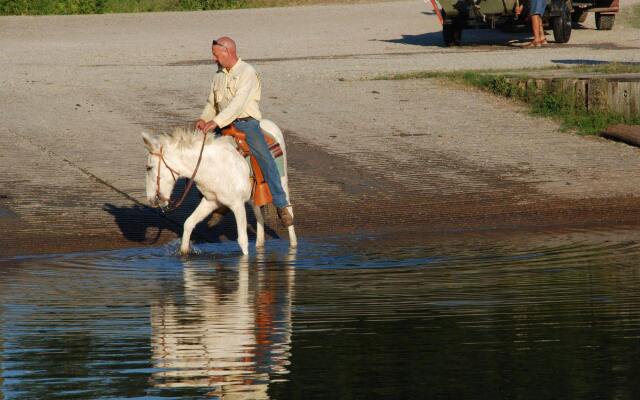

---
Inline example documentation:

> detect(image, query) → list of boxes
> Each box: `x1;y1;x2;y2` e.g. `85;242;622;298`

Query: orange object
222;124;274;207
427;0;444;25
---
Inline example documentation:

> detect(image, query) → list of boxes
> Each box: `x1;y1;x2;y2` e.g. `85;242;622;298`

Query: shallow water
1;229;640;399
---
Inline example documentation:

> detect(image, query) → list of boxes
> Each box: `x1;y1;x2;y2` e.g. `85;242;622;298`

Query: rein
149;131;208;212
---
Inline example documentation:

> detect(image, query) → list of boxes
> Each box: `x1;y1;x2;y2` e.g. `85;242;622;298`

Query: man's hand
514;4;523;16
202;120;218;133
194;119;207;131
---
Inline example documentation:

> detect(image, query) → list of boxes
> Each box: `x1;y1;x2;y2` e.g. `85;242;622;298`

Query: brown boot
207;205;230;227
277;206;294;227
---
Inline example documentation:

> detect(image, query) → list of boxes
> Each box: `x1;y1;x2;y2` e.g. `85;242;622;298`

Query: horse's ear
141;132;158;152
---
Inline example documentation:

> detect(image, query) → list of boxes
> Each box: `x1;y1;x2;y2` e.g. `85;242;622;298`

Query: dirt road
2;1;640;256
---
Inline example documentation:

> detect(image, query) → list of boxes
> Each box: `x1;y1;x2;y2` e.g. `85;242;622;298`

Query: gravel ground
1;0;640;256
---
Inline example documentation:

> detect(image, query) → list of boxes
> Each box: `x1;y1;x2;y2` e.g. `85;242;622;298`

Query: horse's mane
158;127;221;149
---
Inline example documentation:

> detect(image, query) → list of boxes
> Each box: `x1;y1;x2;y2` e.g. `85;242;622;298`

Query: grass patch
623;2;640;29
572;62;640;74
377;67;640;136
377;63;640;81
0;0;381;15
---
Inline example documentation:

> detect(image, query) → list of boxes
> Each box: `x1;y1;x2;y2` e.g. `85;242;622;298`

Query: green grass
0;0;376;15
377;67;640;136
377;63;640;81
624;2;640;29
572;62;640;74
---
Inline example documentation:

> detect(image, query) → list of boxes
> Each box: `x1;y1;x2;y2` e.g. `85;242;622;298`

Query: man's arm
195;81;218;130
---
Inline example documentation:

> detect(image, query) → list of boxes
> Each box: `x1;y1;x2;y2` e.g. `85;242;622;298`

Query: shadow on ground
383;30;533;48
552;59;640;66
103;203;177;244
103;179;281;246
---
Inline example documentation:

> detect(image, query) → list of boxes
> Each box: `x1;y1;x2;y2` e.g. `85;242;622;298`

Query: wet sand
2;1;640;256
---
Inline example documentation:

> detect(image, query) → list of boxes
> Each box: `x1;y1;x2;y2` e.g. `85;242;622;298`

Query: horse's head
142;132;177;211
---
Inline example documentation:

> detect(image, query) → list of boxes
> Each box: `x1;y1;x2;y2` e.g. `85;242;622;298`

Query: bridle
148;131;208;213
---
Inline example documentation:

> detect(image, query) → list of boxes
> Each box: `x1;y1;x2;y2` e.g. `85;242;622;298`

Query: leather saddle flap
221;124;284;176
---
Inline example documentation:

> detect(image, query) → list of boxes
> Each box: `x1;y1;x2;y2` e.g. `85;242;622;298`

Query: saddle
221;123;283;207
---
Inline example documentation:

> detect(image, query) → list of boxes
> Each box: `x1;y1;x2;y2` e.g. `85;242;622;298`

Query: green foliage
0;0;97;14
460;73;526;98
470;75;639;136
0;0;358;14
0;0;250;15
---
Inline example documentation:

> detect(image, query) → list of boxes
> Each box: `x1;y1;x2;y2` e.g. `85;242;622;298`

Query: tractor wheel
552;0;572;43
595;13;615;30
443;23;455;46
442;22;463;46
571;10;588;24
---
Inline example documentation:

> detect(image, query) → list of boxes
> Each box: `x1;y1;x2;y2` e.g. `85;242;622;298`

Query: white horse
142;120;297;255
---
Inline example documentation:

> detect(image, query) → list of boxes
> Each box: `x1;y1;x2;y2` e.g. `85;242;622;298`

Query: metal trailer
432;0;619;46
572;0;619;30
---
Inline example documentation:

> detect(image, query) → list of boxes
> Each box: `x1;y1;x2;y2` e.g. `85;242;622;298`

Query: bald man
195;37;293;227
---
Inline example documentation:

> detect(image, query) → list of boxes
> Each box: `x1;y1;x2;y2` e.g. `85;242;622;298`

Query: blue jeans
234;118;288;208
530;0;546;15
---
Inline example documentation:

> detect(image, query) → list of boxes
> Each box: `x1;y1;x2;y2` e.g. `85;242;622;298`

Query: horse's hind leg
281;175;298;248
230;203;249;255
251;203;265;248
180;198;218;255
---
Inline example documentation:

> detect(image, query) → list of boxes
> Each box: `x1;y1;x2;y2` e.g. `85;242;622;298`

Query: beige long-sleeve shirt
199;59;262;129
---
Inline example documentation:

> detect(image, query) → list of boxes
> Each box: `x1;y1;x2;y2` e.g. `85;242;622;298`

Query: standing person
523;0;548;47
195;36;293;227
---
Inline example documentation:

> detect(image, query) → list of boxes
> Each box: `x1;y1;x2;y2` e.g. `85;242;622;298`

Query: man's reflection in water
150;250;296;399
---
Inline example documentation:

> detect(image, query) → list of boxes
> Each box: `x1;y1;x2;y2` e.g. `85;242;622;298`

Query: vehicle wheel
452;23;463;46
552;0;572;43
443;23;455;46
595;13;615;30
579;11;588;23
442;22;463;46
571;10;587;24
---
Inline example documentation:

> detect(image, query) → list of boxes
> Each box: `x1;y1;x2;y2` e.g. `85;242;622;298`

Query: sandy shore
1;1;640;256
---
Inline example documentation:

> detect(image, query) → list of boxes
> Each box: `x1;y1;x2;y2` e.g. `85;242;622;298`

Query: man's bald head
213;36;236;52
211;36;238;70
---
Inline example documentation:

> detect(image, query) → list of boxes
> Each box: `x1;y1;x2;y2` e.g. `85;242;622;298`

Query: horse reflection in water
150;251;295;399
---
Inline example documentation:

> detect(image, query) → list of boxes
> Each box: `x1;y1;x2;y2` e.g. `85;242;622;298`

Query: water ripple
1;229;640;398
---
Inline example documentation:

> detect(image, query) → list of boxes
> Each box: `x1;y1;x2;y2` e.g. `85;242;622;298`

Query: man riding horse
195;36;294;227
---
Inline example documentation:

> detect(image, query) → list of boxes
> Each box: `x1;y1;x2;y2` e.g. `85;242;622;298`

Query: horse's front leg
180;198;218;255
230;203;249;255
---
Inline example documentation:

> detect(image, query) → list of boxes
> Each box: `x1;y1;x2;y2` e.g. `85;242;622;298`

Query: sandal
522;41;541;48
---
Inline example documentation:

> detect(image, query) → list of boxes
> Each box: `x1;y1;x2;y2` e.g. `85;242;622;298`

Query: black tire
552;0;572;43
579;10;588;23
442;21;463;46
443;23;455;46
571;10;587;24
595;13;615;30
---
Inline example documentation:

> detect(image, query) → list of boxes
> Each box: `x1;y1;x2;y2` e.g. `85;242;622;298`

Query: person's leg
235;119;288;209
538;16;547;43
532;15;543;42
